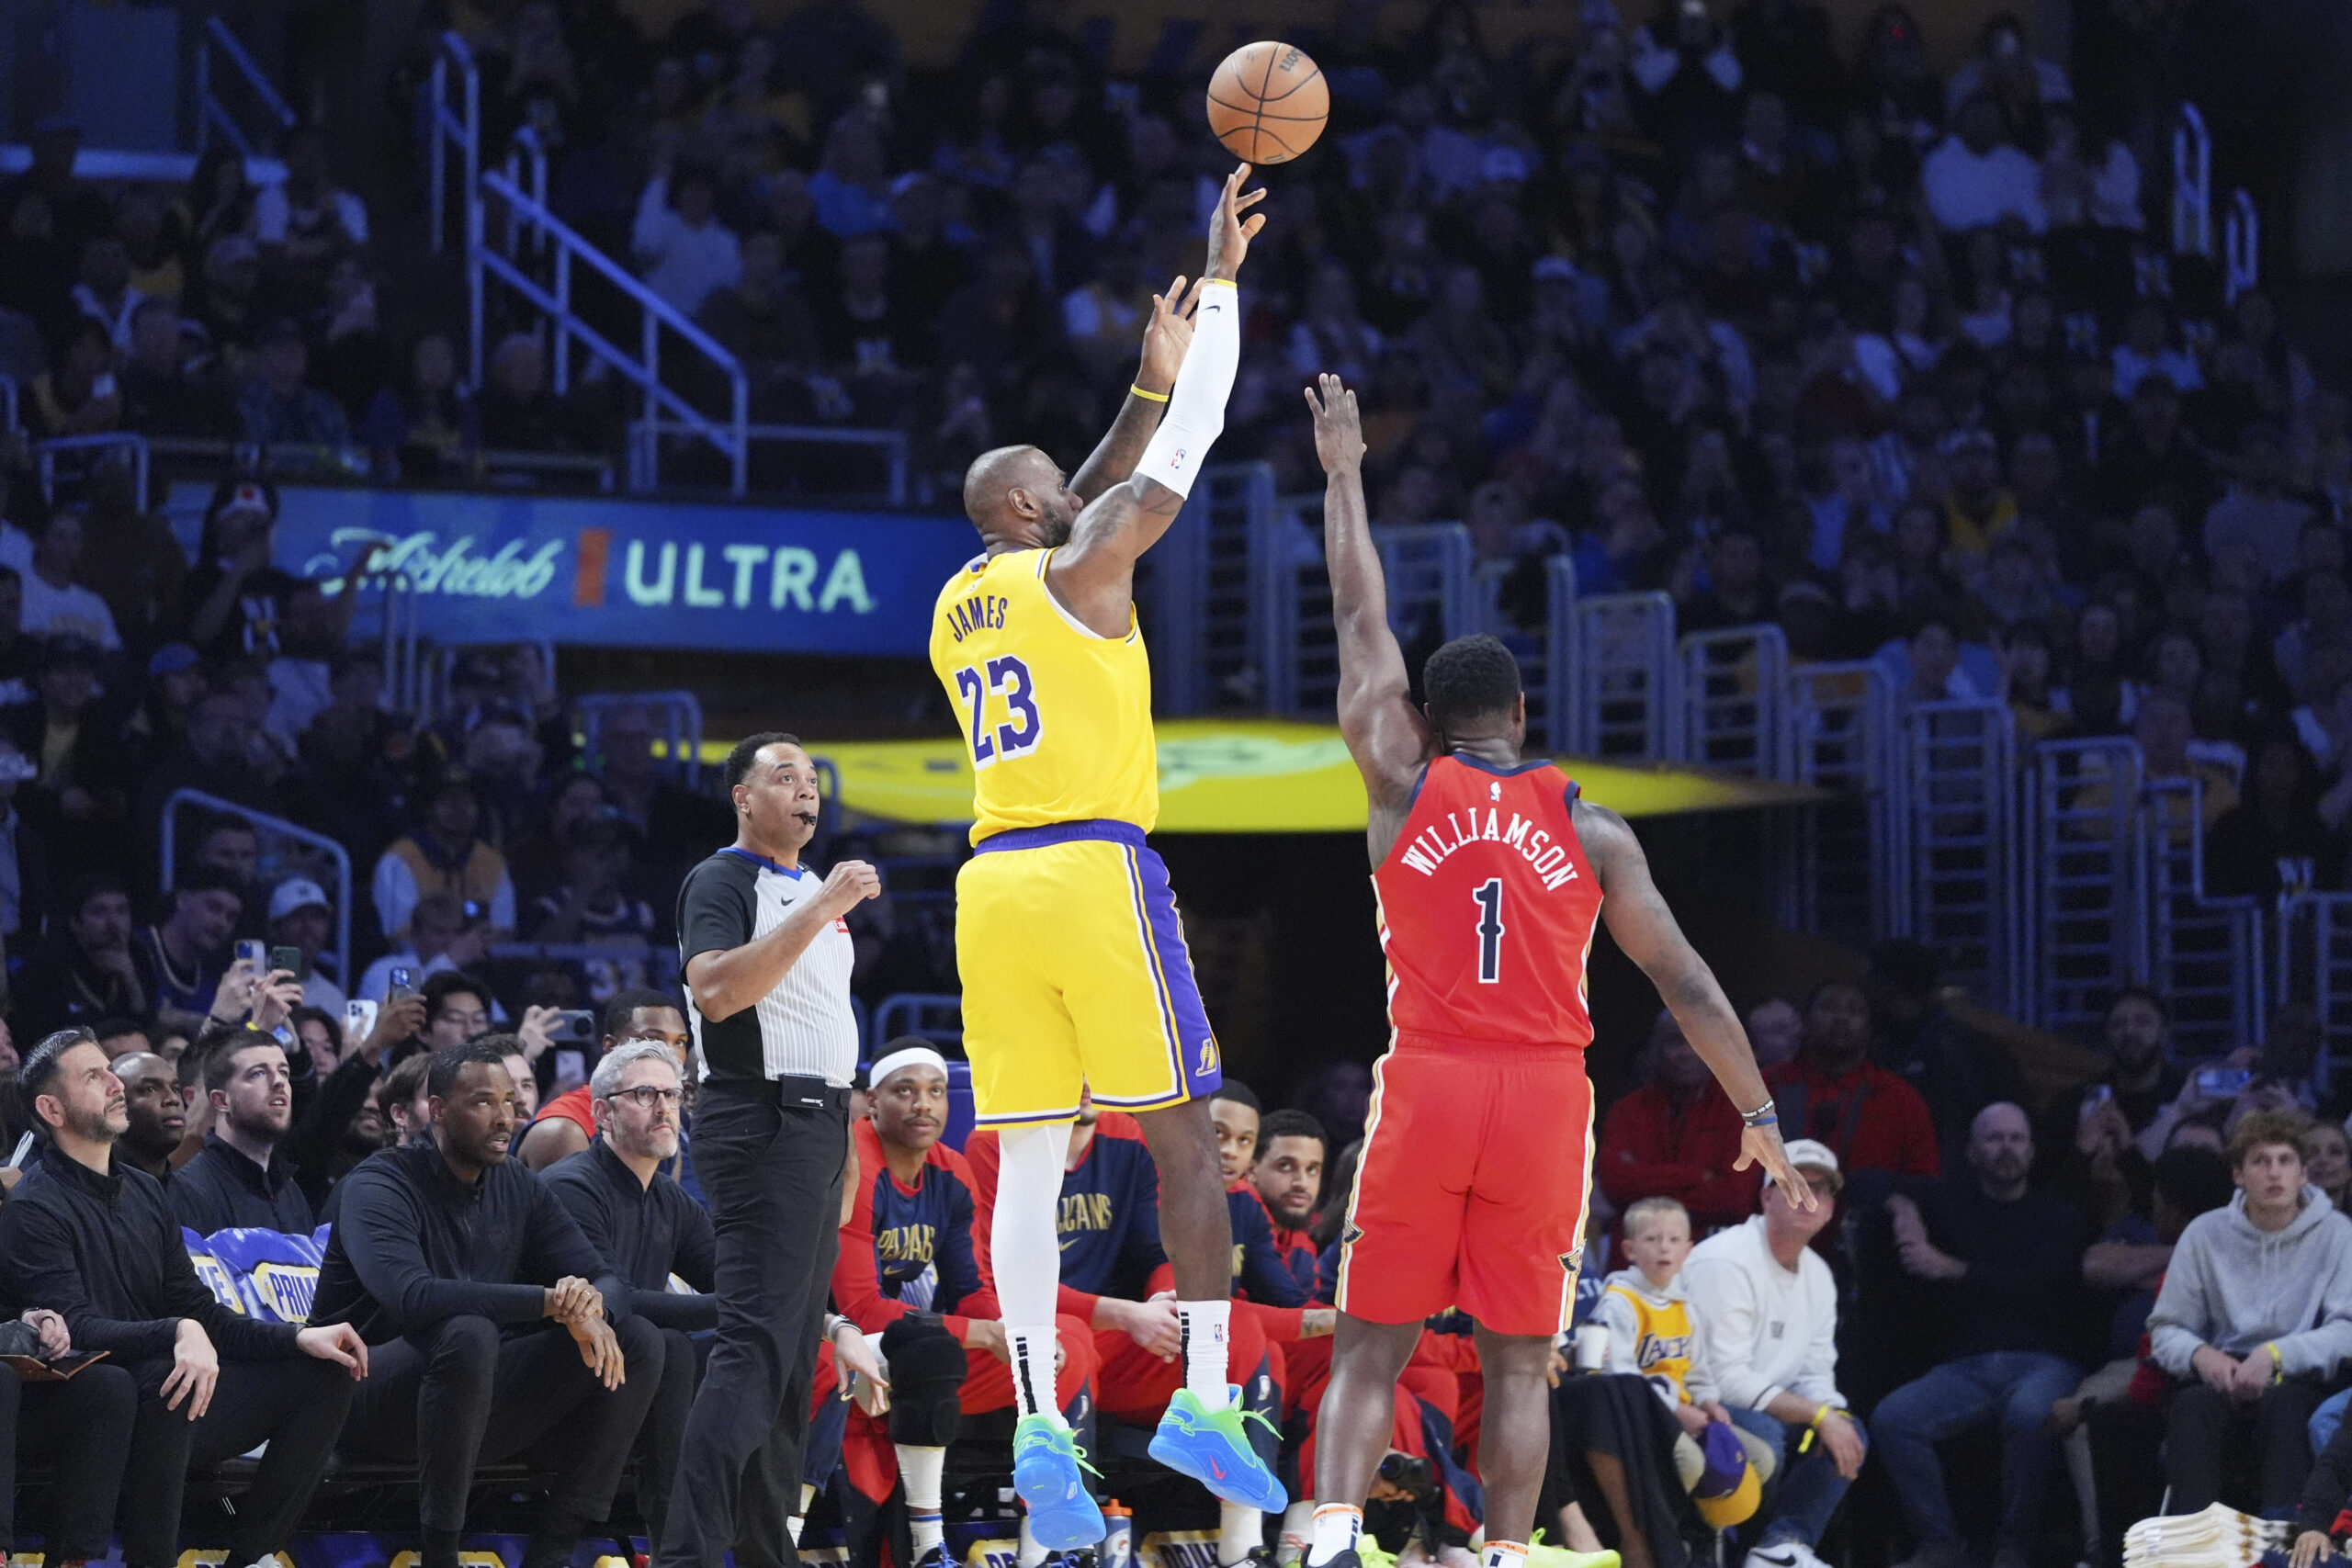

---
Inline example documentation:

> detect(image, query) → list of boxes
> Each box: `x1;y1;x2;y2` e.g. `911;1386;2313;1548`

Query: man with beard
313;1043;662;1568
111;1051;186;1179
1764;981;1941;1179
1250;1109;1329;1283
544;1042;719;1550
1600;1010;1766;1239
1871;1104;2089;1568
132;869;243;1043
170;1028;313;1232
0;1030;368;1568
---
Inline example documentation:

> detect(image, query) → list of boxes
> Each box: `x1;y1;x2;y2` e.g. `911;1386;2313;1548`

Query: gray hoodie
2148;1187;2352;1378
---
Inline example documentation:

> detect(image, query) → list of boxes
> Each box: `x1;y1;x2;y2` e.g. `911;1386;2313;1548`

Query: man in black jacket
313;1041;663;1568
0;1029;369;1568
545;1040;717;1546
170;1026;315;1234
1873;1102;2091;1568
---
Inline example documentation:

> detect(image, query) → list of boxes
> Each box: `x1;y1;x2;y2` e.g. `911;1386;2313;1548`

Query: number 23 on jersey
951;654;1043;768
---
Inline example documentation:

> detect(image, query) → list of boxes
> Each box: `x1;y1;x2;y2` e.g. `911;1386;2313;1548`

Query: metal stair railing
1677;625;1791;778
162;790;352;993
196;15;298;158
1785;661;1903;942
2224;188;2260;307
426;32;480;258
476;166;750;495
2278;893;2352;1093
2173;102;2212;258
875;993;964;1050
1260;491;1329;717
1903;701;2021;1011
574;691;706;788
2141;778;2266;1058
34;433;148;505
1566;592;1679;761
1525;556;1578;753
1148;463;1272;715
2029;737;2145;1034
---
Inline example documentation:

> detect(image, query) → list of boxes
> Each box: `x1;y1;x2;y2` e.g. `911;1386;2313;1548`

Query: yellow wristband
2270;1343;2286;1382
1811;1403;1835;1429
1129;383;1170;403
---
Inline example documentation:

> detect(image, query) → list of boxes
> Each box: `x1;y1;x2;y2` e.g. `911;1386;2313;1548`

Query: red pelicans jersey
1371;754;1606;1047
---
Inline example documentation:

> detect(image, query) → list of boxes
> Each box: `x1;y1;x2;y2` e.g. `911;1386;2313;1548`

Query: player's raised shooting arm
1578;801;1771;1117
1069;276;1205;504
1049;166;1262;629
1309;373;1430;815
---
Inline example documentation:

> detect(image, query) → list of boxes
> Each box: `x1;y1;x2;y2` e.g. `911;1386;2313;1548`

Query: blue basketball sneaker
1147;1386;1287;1512
1012;1413;1104;1550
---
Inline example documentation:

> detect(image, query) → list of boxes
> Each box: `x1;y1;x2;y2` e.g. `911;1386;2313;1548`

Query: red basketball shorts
1333;1034;1595;1337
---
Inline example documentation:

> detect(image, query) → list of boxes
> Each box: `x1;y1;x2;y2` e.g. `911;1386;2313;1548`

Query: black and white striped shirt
676;848;858;1087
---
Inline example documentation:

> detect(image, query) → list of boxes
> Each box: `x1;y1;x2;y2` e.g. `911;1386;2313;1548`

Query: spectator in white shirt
252;126;368;260
1942;16;2072;118
71;234;146;351
1686;1140;1867;1568
2111;299;2206;399
18;507;122;652
1922;95;2049;235
633;159;743;319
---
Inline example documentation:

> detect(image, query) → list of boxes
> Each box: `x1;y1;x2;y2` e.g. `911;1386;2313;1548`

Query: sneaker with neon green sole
1147;1386;1288;1512
1528;1529;1622;1568
1013;1413;1104;1550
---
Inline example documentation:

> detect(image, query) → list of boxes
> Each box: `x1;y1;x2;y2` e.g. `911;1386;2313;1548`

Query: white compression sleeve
993;1121;1075;1417
1134;277;1240;501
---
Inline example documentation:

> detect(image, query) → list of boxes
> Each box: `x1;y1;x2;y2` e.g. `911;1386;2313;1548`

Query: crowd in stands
2;0;2352;1564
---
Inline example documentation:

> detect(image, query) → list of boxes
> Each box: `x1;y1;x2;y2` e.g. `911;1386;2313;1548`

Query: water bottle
1101;1501;1133;1568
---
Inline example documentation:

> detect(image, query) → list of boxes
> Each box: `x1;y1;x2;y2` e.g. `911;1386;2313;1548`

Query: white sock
899;1443;947;1555
1008;1324;1059;1421
1306;1505;1363;1566
1178;1298;1232;1406
1482;1541;1530;1568
1278;1500;1316;1564
1019;1514;1049;1568
995;1122;1075;1421
1222;1502;1265;1564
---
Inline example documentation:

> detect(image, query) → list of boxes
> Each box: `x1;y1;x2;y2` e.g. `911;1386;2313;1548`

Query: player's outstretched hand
1204;164;1266;281
818;860;883;919
1138;275;1206;393
1304;373;1364;475
1734;1122;1816;1210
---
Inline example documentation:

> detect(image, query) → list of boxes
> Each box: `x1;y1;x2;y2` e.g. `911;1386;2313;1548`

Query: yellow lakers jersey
928;548;1158;844
1603;1280;1699;1402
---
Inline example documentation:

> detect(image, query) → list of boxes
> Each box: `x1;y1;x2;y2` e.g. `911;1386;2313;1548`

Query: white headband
869;1045;950;1088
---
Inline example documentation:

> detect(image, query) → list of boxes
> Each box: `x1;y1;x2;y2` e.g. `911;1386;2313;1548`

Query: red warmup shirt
1765;1055;1942;1178
1595;1081;1760;1233
1372;754;1607;1047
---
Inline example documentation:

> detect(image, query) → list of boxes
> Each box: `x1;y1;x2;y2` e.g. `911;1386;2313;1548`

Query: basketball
1205;41;1329;164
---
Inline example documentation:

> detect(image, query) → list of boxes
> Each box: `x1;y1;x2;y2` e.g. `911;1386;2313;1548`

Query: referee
657;732;878;1568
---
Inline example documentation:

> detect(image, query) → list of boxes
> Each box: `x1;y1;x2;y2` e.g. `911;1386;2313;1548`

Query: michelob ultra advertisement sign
170;484;978;655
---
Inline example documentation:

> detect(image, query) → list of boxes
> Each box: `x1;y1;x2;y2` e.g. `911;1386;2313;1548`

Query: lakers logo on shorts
1195;1039;1219;1077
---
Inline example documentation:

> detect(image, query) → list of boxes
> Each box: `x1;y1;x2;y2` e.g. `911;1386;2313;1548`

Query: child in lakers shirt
1598;1195;1775;1499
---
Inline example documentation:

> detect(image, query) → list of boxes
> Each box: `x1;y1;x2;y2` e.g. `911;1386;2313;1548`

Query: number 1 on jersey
953;655;1043;770
1472;877;1504;983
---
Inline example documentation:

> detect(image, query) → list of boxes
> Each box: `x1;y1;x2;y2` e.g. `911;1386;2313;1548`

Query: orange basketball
1205;41;1329;165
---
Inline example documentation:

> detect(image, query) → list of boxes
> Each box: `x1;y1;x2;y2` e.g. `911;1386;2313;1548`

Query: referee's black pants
656;1080;848;1568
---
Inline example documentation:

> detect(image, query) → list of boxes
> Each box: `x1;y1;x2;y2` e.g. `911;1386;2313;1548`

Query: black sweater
0;1148;300;1362
169;1131;317;1235
311;1141;628;1345
1909;1176;2090;1360
542;1139;718;1331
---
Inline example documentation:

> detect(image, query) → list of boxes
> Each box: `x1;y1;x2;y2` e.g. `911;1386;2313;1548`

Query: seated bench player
971;1089;1284;1568
826;1042;1098;1568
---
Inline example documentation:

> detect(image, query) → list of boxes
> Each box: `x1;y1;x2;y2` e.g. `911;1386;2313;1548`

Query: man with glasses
520;988;695;1172
545;1041;737;1547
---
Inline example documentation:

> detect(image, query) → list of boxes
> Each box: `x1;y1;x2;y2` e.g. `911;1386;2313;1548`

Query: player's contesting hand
1204;164;1267;281
1735;1123;1815;1211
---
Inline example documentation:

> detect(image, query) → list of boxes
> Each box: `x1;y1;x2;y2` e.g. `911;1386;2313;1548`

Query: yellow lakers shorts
955;818;1223;1125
